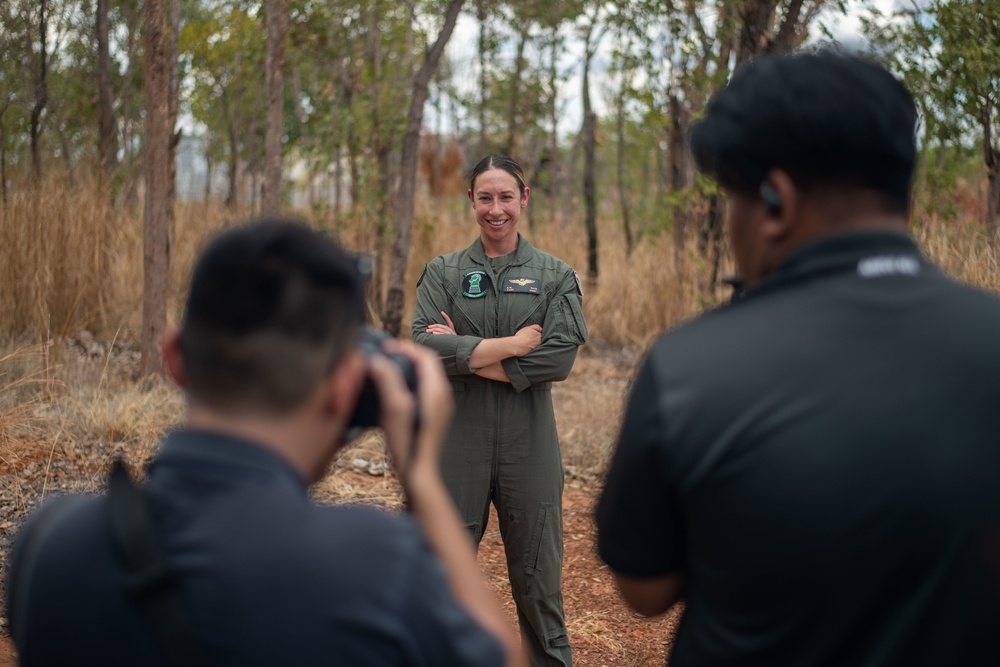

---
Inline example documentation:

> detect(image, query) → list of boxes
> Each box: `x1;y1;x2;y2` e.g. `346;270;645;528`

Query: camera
347;327;419;432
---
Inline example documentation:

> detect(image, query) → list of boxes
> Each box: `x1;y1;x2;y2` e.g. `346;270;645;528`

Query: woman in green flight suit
412;155;588;667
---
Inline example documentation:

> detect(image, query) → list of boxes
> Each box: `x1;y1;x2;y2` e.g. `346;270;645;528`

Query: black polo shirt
597;231;1000;666
8;429;505;666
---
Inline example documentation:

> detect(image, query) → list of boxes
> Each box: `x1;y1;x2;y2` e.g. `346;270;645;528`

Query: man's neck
185;406;334;484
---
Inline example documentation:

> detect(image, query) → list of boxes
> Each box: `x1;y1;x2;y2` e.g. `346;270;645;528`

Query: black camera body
347;327;418;432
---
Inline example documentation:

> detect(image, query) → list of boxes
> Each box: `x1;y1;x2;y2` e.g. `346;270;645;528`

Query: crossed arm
425;311;541;382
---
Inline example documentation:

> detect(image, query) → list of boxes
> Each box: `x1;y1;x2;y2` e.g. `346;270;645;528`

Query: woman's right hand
511;324;542;356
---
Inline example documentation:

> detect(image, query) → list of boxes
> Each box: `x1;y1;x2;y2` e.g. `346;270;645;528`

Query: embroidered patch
503;277;540;294
462;270;490;298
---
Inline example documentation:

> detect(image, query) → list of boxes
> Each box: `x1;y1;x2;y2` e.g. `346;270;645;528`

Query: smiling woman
411;155;589;667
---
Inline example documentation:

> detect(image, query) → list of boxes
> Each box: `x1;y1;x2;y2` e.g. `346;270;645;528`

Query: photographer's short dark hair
690;51;917;213
179;219;365;414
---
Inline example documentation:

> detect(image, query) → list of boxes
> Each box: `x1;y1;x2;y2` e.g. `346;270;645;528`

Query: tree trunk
204;149;213;201
141;0;172;376
769;0;806;54
382;0;466;336
505;25;529;155
547;30;560;226
167;0;180;215
580;19;600;283
736;0;778;65
616;67;634;256
581;32;599;282
97;0;118;177
669;91;686;267
30;0;49;185
984;102;1000;244
477;0;489;156
263;0;288;215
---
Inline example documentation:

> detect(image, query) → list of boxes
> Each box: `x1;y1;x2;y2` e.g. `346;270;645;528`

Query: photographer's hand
369;341;525;667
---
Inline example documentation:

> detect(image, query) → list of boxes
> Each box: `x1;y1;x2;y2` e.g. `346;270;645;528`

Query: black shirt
597;231;1000;666
8;429;505;666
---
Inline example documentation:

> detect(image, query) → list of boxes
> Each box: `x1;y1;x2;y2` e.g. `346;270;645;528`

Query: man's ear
761;169;798;242
161;325;186;388
325;350;366;421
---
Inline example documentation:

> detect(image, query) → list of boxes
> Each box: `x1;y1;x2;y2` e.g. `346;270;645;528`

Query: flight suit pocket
525;502;563;600
560;295;588;345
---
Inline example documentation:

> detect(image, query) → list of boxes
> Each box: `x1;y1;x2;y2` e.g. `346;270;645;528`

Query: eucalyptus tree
867;0;1000;241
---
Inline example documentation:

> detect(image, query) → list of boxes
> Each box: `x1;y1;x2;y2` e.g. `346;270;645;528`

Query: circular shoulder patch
462;270;490;298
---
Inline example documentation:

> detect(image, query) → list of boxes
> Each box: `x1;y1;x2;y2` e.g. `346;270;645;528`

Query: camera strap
108;459;207;667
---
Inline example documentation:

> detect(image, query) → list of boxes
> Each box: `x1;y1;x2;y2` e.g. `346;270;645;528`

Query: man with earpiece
596;51;1000;667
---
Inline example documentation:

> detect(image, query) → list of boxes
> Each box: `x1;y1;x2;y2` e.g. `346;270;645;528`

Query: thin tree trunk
30;0;49;185
204;149;212;201
547;30;560;226
97;0;118;177
477;0;488;156
616;67;634;256
383;0;466;336
505;25;529;155
984;101;1000;244
141;0;172;376
582;56;598;281
263;0;288;215
669;91;685;267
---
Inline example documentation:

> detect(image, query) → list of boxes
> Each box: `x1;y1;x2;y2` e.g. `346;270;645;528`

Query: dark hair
690;51;917;213
468;155;527;197
179;219;365;414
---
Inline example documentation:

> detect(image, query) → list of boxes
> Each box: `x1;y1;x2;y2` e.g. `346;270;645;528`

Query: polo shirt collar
748;230;928;298
153;428;309;494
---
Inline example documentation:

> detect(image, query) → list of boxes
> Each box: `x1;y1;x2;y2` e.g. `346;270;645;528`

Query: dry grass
1;178;998;479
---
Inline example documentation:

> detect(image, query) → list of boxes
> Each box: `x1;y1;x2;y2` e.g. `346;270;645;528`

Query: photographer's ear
324;350;366;420
161;325;186;389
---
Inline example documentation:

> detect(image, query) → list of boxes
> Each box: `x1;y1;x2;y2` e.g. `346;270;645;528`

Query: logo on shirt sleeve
463;270;490;298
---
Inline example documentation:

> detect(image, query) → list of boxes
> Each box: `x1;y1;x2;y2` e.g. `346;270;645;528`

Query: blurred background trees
0;0;996;344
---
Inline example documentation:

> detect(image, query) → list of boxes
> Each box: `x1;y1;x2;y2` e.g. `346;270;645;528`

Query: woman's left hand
426;310;457;336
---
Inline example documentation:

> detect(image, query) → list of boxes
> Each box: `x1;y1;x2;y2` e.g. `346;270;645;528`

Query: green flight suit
412;235;588;667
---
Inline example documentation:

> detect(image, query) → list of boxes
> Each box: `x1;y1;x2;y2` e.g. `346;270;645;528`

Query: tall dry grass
2;178;998;479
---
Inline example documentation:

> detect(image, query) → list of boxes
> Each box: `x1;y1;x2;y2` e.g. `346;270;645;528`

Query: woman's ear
521;186;530;208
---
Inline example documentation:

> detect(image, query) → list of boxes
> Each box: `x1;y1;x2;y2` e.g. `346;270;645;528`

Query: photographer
597;52;1000;666
6;220;524;667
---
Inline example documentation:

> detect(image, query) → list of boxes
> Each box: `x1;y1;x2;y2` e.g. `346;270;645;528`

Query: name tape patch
504;277;540;294
857;255;920;279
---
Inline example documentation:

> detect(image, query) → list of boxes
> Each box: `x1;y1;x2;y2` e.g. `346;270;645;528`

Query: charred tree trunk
97;0;118;177
383;0;466;336
477;0;489;156
30;0;49;185
141;0;173;376
263;0;288;215
546;30;561;226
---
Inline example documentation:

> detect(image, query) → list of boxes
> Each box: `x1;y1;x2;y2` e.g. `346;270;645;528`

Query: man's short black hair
690;51;918;213
179;219;365;414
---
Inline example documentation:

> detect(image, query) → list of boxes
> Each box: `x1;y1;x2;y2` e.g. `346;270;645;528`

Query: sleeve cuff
453;336;482;374
501;357;530;392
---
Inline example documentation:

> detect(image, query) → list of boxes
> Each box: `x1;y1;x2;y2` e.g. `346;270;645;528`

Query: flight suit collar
468;234;536;267
745;230;929;300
